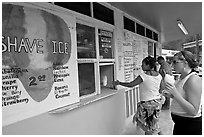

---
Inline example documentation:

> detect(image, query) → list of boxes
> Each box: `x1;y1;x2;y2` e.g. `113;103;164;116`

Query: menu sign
2;3;79;126
98;29;113;59
123;42;134;82
124;31;148;79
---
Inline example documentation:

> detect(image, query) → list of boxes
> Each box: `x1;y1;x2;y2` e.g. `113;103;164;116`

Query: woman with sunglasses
114;56;165;135
164;50;202;135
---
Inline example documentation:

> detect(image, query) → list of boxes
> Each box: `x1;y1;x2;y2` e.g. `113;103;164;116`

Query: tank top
139;72;162;101
171;72;202;117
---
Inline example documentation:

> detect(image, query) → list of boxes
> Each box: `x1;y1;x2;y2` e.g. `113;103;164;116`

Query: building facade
2;2;162;134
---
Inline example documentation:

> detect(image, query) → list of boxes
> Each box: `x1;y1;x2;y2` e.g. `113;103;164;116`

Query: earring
183;66;186;72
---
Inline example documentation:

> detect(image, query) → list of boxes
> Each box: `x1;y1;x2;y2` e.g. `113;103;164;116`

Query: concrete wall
3;90;126;135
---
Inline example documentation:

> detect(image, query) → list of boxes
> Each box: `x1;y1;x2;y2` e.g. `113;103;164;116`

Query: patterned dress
133;96;165;134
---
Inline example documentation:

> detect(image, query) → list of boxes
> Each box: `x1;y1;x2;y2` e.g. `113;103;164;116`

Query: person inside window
113;56;165;135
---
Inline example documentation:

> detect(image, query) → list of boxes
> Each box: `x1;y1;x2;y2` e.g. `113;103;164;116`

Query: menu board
2;3;79;126
124;31;148;78
132;38;143;78
98;29;113;59
142;39;148;58
123;42;134;82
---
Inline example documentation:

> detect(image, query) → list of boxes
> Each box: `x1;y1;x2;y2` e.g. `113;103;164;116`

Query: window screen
136;23;145;36
124;16;135;33
76;23;96;58
146;28;153;39
93;2;114;25
78;63;95;96
153;32;158;41
55;2;91;17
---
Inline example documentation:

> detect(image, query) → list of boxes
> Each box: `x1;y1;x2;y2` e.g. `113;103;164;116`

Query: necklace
180;70;192;79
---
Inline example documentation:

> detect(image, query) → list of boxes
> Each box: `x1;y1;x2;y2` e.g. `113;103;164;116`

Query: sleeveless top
139;72;162;101
171;72;202;117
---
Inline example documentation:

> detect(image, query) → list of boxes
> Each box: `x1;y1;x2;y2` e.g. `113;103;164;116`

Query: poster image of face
2;4;71;102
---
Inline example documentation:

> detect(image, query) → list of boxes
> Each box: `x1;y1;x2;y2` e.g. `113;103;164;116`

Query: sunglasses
172;60;183;64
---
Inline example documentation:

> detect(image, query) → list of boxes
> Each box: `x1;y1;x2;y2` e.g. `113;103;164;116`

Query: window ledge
49;88;118;114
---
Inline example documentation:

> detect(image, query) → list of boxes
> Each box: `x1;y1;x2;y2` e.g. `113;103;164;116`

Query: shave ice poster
2;3;79;126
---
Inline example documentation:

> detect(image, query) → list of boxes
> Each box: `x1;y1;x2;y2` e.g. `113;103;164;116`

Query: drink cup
164;74;175;85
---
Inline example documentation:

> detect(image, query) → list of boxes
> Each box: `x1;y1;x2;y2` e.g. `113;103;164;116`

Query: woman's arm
159;79;165;93
183;75;202;115
114;75;143;88
166;75;202;116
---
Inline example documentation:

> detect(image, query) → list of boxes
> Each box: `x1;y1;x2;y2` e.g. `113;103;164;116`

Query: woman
164;50;202;135
114;56;164;135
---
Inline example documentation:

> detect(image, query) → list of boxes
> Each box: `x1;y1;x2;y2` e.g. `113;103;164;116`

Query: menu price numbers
29;75;46;86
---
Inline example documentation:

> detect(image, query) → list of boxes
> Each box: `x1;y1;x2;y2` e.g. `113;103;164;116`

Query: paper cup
164;74;175;85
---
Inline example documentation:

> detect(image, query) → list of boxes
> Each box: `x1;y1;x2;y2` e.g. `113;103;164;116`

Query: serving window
78;63;96;97
99;63;115;90
76;23;96;58
148;41;154;57
76;21;115;98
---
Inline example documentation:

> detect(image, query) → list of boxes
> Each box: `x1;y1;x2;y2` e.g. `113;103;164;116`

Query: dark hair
175;50;199;72
143;56;156;69
157;56;164;61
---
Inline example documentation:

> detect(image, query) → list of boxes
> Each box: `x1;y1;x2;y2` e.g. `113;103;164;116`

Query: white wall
3;90;126;135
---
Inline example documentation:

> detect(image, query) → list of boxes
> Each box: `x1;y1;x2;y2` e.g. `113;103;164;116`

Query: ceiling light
177;20;188;35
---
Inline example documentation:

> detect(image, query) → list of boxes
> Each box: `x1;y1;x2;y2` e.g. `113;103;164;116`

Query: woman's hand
164;81;178;97
132;113;137;124
113;80;120;86
162;90;174;98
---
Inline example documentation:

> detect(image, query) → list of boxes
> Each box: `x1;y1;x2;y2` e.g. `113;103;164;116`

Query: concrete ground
122;109;174;135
